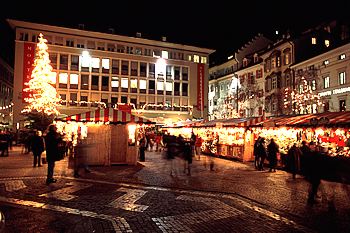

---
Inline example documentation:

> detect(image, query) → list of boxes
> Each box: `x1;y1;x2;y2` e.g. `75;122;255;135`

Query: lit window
80;51;91;67
130;79;137;88
166;82;173;91
91;58;100;68
70;74;79;85
157;81;164;90
201;56;207;64
323;60;329;65
311;80;316;91
272;77;277;89
111;77;119;88
299;84;303;94
193;55;200;63
59;73;68;84
102;59;109;69
340;54;346;60
187;55;192;61
324;76;330;88
284;53;290;65
339;72;346;85
325;40;330;47
311;37;317;45
121;78;128;88
139;80;147;89
162;51;168;59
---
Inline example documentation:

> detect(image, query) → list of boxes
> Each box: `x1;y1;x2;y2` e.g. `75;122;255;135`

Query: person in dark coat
257;138;267;171
267;138;279;172
253;136;261;170
287;143;302;179
31;130;45;167
44;124;62;184
139;136;147;162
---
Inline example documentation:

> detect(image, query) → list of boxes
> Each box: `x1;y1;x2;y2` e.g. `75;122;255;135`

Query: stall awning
59;108;153;124
261;111;350;127
199;115;266;127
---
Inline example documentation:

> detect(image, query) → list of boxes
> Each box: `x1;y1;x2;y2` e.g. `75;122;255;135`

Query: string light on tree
22;33;61;116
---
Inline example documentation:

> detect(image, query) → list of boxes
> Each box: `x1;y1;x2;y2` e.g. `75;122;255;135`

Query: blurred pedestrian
139;136;147;162
195;135;203;160
44;124;63;185
253;136;261;170
287;143;301;179
31;130;45;167
73;136;91;178
267;138;279;172
257;137;267;171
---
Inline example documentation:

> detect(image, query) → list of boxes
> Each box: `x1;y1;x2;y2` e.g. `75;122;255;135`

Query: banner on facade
22;43;36;103
197;64;205;111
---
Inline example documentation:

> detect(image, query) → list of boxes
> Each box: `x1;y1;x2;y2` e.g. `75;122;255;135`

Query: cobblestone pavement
0;146;349;232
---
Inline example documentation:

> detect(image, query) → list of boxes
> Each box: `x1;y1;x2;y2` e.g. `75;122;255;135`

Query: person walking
44;124;63;185
253;136;261;170
267;138;279;172
73;137;91;178
31;130;45;167
139;136;147;162
287;143;302;179
195;135;203;160
257;137;267;171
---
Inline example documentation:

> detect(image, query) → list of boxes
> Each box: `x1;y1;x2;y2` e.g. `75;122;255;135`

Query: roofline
7;19;215;55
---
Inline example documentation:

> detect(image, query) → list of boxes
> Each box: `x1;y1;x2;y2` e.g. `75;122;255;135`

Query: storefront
57;108;153;166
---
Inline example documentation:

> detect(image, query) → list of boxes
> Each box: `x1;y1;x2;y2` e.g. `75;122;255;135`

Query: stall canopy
260;111;350;127
59;108;153;124
199;115;266;127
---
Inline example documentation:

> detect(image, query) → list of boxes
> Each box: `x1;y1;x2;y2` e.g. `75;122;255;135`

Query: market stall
57;108;153;166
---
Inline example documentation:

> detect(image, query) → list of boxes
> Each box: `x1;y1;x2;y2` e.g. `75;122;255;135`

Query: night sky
0;0;348;66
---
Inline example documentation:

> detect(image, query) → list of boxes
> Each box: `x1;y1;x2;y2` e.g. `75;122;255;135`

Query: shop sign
22;42;36;102
319;86;350;97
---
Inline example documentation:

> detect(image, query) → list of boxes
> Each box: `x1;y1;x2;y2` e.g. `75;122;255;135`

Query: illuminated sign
319;86;350;97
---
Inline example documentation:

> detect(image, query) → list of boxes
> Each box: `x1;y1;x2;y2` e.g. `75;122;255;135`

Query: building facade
0;57;14;128
291;43;350;113
8;19;215;128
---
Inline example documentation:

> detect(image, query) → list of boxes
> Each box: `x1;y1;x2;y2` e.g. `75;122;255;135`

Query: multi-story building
291;43;350;113
0;57;14;128
208;34;271;119
236;52;265;117
8;19;215;128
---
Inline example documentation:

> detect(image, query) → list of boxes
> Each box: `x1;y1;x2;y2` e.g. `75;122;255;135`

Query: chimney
78;24;85;30
108;28;115;34
136;32;142;38
161;36;167;42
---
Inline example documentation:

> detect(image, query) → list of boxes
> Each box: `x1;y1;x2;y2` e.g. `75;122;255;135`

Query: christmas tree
22;33;61;130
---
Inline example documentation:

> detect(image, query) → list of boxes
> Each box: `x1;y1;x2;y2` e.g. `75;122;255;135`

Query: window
276;56;281;67
272;77;277;89
107;43;115;52
144;48;151;56
166;65;172;80
166;82;173;95
111;77;119;91
70;74;79;89
157;81;164;91
271;57;276;69
102;59;110;73
135;47;142;55
340;100;346;111
339;54;346;60
121;96;127;103
70;93;77;106
59;73;68;88
77;43;85;48
311;37;317;45
60;94;66;101
87;41;95;49
19;32;28;41
284;53;290;65
324;60;329;66
182;67;188;81
49;53;58;69
148;80;155;94
162;51;168;59
174;66;180;80
174;82;180;96
121;61;129;75
201;56;207;64
112;60;119;74
140;63;147;77
187;55;192;61
148;63;155;77
324;76;330;88
91;75;99;90
130;79;137;93
59;54;68;70
102;76;109;91
182;83;188;96
121;78;129;92
71;55;79;71
311;80;316;91
117;45;125;53
91;58;100;73
139;80;147;93
111;97;118;107
130;98;137;107
325;40;330;47
66;39;74;47
80;95;88;106
81;75;89;90
31;34;38;42
339;72;346;85
127;46;133;54
193;55;200;63
131;61;138;76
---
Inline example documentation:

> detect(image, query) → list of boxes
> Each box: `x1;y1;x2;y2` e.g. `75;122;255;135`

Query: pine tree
22;33;61;131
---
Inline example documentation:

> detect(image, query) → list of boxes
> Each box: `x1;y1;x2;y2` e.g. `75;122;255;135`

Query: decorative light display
284;77;322;115
22;33;61;116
